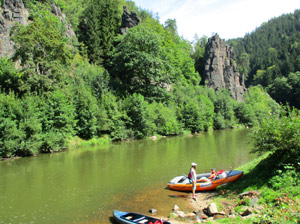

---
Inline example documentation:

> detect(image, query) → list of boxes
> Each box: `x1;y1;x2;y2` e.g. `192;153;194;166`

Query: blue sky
133;0;300;41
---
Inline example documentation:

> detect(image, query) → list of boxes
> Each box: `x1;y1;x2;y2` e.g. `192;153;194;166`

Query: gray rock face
0;0;76;58
120;6;140;35
0;0;28;57
204;34;246;101
50;3;76;40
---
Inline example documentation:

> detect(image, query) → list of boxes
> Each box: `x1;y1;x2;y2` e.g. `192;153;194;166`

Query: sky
133;0;300;41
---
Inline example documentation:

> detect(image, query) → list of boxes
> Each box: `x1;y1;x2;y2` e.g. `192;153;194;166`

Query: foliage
0;0;284;158
191;35;207;84
99;91;130;141
123;93;154;139
251;106;300;165
72;58;110;99
148;102;182;136
11;3;74;95
228;9;300;86
213;89;236;129
234;103;256;127
110;26;172;101
0;57;22;94
72;79;99;140
172;85;215;132
244;86;280;123
268;71;300;108
78;0;122;66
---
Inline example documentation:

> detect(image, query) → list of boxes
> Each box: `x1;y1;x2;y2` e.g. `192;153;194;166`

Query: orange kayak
168;170;243;192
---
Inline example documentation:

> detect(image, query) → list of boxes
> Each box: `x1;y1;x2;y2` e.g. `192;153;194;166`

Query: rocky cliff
0;0;76;58
0;0;28;57
120;6;140;35
204;34;246;101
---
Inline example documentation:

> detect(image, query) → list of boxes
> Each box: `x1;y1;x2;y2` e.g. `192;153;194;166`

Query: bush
148;102;182;136
123;93;155;139
0;93;43;157
251;106;300;165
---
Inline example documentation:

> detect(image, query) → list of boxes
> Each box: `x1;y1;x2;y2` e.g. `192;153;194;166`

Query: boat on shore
168;170;243;192
113;210;172;224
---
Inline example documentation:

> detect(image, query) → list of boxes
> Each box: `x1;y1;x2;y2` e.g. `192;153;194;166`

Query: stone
120;5;140;34
240;208;252;216
149;208;157;214
173;205;179;211
50;3;76;40
250;196;259;207
207;203;218;216
239;191;261;199
203;34;246;101
176;210;185;218
200;214;208;219
150;136;157;140
186;212;196;218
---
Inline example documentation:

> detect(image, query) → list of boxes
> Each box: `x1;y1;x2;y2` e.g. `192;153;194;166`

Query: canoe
168;170;243;192
113;210;172;224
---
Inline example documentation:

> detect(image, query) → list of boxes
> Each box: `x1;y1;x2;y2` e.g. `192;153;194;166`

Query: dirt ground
167;191;218;224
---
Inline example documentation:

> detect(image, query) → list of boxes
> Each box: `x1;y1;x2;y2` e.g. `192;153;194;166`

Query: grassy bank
210;153;300;223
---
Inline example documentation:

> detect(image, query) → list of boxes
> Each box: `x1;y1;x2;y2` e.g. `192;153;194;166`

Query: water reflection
0;129;254;223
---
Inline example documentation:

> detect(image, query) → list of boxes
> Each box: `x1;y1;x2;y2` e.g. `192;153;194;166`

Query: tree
237;52;250;83
0;57;22;94
164;19;178;37
123;94;154;139
111;27;171;101
191;35;207;84
251;107;300;165
78;0;122;66
11;5;73;94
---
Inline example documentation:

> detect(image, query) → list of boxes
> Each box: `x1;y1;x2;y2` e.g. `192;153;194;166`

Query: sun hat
191;162;197;166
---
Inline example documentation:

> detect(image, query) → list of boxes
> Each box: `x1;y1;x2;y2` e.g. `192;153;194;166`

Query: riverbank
165;153;300;223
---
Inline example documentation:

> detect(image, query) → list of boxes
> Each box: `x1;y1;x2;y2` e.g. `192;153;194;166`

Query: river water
0;129;254;224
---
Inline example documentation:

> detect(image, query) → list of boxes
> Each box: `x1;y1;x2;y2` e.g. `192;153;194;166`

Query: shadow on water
109;217;118;224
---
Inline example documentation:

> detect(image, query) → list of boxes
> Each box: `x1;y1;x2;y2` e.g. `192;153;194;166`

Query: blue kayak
113;210;172;224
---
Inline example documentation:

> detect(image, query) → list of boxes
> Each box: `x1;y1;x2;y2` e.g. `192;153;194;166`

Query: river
0;129;255;224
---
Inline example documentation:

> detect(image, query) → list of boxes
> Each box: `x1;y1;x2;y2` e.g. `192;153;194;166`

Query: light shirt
191;167;196;182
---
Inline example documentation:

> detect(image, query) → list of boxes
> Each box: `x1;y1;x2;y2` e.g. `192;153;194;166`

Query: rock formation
204;34;246;101
0;0;76;58
50;3;76;40
0;0;28;57
120;6;140;35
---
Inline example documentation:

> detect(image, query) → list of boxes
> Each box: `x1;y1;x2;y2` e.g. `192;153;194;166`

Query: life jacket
209;170;217;180
188;170;192;180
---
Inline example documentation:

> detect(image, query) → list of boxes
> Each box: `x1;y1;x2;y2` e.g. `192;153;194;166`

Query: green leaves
111;27;171;100
251;106;300;166
11;5;74;95
78;0;121;66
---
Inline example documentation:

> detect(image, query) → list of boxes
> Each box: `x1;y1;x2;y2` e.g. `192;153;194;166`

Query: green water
0;129;254;224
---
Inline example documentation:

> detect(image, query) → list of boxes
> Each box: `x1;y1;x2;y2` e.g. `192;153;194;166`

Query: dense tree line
0;0;279;158
228;9;300;108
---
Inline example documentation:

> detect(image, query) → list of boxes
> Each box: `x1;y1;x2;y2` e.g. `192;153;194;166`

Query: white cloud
133;0;300;41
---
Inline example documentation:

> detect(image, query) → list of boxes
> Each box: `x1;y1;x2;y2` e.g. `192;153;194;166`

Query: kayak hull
168;170;243;192
113;210;172;224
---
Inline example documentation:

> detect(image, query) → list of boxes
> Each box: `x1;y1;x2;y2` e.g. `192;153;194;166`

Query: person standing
190;162;197;200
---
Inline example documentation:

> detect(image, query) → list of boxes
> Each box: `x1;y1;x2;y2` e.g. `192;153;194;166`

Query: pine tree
78;0;122;67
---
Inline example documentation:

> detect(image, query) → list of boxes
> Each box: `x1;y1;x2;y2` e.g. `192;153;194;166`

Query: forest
228;9;300;108
0;0;294;158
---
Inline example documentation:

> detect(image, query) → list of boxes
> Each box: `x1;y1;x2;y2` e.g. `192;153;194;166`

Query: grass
211;152;300;223
66;135;112;149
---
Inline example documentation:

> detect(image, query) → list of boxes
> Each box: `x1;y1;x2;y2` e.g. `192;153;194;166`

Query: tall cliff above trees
0;0;28;57
204;34;246;101
0;0;76;58
120;5;140;35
